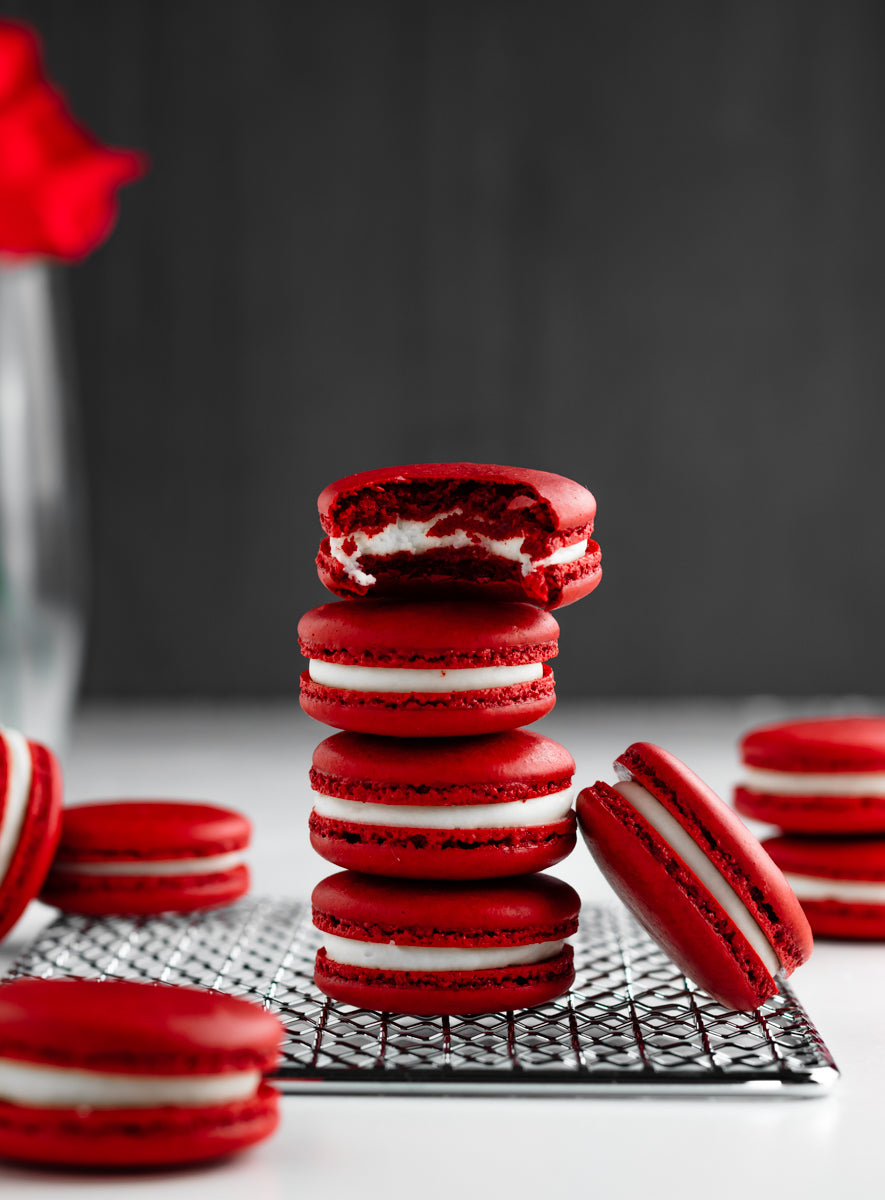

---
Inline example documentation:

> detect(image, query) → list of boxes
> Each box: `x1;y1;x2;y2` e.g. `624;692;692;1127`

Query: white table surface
1;698;882;1199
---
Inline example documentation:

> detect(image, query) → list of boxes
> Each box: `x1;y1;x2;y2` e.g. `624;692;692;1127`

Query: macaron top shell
614;742;813;973
311;730;575;805
318;463;597;534
0;978;282;1075
764;835;885;881
312;871;580;946
51;801;251;864
299;599;559;667
741;716;885;773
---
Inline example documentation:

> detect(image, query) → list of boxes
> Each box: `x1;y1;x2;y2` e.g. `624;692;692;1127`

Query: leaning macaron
763;834;885;940
316;462;601;609
577;743;812;1011
0;978;281;1167
39;800;251;916
299;599;559;737
312;870;579;1015
309;730;576;879
0;725;63;942
735;716;885;834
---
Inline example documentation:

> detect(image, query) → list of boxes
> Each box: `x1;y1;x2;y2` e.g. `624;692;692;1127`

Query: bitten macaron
0;725;62;942
0;978;282;1167
763;834;885;940
39;800;251;916
735;716;885;834
309;730;577;879
315;462;601;610
577;742;812;1011
312;870;580;1015
299;599;559;737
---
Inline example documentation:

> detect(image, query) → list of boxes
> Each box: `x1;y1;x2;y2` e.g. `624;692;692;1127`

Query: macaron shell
300;667;557;738
734;787;885;835
39;862;251;916
314;945;575;1015
0;1086;279;1167
578;783;777;1010
308;813;577;879
49;800;252;864
740;716;885;772
0;738;63;942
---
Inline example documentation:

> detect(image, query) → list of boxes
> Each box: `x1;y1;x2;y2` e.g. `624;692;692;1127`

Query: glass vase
0;259;87;758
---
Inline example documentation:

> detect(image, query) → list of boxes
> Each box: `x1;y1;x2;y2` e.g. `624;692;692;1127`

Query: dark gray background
7;0;885;699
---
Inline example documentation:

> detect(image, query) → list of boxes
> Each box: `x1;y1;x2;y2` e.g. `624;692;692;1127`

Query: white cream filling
0;1057;261;1109
614;779;782;976
0;726;33;887
782;872;885;904
322;932;564;972
329;510;587;587
308;660;543;693
311;786;574;830
742;766;885;797
50;850;246;878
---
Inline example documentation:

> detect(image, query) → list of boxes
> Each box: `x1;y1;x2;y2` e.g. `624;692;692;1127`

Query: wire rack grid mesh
6;898;837;1097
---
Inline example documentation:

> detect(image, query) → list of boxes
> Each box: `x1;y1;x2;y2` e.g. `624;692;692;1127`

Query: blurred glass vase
0;260;86;756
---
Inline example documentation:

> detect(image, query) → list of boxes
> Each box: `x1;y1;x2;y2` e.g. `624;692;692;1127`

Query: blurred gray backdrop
7;0;885;699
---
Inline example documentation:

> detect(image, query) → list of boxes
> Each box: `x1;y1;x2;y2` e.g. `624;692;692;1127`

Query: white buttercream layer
322;933;564;972
782;872;885;904
329;510;587;587
0;1057;261;1109
312;787;574;830
614;780;782;977
742;766;885;797
309;660;544;693
51;851;246;878
0;727;33;887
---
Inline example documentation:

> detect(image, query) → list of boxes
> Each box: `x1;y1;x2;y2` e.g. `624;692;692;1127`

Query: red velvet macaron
0;978;282;1168
312;870;580;1015
316;462;602;610
299;599;559;737
577;743;813;1011
735;716;885;834
309;730;577;879
39;801;251;916
0;725;63;942
763;834;885;940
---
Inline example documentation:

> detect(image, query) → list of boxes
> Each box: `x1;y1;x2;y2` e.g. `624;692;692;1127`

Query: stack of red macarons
735;716;885;940
299;463;602;1014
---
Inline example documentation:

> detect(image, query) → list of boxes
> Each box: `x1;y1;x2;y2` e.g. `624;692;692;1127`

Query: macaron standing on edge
309;729;577;879
315;462;602;610
40;800;252;916
577;742;813;1011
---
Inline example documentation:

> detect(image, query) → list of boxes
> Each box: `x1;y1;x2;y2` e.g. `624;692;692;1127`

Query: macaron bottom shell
0;1084;279;1168
309;812;577;879
40;863;251;917
314;945;575;1016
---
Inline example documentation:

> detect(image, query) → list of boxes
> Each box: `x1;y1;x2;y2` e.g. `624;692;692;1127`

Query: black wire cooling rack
6;898;838;1097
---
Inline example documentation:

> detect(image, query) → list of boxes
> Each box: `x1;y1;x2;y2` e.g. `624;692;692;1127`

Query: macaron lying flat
0;725;63;942
40;800;251;916
0;978;282;1167
577;743;812;1011
299;599;559;737
312;870;580;1015
309;730;577;878
316;462;602;610
764;834;885;940
735;716;885;834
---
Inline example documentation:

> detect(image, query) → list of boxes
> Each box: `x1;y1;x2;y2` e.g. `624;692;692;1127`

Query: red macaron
299;599;559;737
763;834;885;940
315;462;602;610
0;978;282;1167
0;725;63;942
577;742;813;1011
735;716;885;834
308;730;577;879
39;800;251;916
312;870;580;1015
